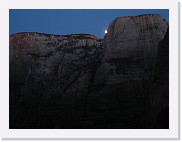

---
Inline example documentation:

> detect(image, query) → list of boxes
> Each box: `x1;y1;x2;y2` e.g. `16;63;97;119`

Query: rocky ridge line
9;14;169;129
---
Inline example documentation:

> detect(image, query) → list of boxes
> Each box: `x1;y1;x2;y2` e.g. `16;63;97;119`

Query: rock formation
145;28;169;128
9;14;169;129
9;32;103;128
94;14;168;84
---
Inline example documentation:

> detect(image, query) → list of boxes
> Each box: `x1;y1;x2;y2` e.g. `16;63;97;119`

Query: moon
105;30;107;34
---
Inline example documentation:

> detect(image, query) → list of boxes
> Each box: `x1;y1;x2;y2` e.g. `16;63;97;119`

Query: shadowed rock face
146;28;169;128
9;14;169;129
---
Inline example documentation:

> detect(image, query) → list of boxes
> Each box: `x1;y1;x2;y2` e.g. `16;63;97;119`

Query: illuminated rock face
9;14;169;129
94;14;168;85
9;33;103;88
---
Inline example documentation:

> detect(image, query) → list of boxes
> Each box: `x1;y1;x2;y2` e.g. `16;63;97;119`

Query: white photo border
0;0;179;139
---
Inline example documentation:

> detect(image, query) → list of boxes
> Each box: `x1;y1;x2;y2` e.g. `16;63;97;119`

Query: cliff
146;28;169;128
9;14;169;129
94;14;168;84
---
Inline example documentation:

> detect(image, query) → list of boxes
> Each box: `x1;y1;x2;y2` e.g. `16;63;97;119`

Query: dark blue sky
10;9;169;38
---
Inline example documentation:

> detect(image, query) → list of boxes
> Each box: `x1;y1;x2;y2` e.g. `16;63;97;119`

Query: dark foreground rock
144;28;169;128
9;14;169;129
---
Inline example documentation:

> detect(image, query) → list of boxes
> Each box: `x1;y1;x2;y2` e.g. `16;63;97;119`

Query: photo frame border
0;0;179;139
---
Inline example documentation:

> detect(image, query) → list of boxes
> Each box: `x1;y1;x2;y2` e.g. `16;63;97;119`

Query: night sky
9;9;169;38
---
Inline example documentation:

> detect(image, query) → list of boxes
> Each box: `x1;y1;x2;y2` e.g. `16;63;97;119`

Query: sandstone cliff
94;14;168;84
9;14;169;129
10;33;103;128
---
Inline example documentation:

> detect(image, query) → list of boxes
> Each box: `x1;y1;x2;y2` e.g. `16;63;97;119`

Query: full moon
105;30;107;34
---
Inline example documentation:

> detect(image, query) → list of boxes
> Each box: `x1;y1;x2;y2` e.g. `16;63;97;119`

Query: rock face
146;28;169;128
9;33;103;128
94;14;168;84
9;14;169;129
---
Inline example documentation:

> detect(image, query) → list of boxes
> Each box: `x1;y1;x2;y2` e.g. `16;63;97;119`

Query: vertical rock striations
94;14;168;84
